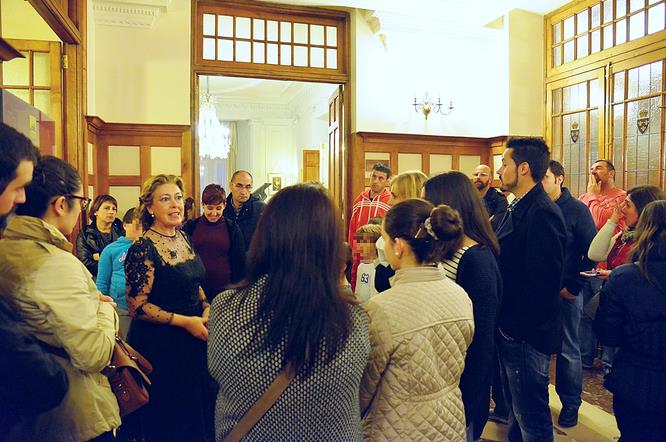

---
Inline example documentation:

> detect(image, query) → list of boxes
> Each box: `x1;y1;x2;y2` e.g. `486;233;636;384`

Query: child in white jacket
354;224;382;303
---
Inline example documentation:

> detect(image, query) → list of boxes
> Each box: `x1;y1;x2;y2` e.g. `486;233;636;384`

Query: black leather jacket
222;194;265;251
75;217;125;277
0;295;68;433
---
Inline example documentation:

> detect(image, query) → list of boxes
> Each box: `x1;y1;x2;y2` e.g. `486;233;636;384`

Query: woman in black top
76;194;124;277
424;171;503;441
125;174;211;442
594;200;666;442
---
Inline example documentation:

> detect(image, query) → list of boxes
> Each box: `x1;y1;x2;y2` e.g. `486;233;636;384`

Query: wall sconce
413;94;454;120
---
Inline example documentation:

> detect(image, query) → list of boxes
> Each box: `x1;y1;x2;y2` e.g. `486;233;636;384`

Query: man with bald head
473;164;508;219
222;170;265;251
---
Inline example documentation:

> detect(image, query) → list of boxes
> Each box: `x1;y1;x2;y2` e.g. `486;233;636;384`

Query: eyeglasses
65;195;92;210
232;183;253;191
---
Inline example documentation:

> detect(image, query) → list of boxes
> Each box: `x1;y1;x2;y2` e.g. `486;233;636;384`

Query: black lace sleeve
125;238;174;324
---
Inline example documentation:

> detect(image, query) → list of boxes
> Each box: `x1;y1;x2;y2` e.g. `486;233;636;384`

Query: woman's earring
149;212;154;218
394;251;400;257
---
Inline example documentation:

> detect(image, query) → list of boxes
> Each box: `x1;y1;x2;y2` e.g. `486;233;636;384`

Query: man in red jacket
348;163;391;289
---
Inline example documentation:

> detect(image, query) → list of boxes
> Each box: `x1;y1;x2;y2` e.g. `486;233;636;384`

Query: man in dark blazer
542;160;597;428
494;137;566;442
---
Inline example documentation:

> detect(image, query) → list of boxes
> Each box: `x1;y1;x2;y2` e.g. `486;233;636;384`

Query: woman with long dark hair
594;200;666;441
423;171;502;441
208;183;370;441
360;199;474;441
589;185;666;278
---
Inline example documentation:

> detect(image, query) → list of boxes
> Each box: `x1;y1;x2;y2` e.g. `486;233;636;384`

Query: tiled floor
580;365;612;414
481;359;617;441
550;357;613;414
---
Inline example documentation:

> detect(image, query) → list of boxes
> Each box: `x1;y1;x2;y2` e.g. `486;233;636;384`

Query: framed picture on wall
268;173;284;194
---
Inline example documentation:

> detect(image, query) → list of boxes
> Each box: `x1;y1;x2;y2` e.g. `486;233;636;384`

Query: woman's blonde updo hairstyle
384;198;463;263
138;174;185;230
390;170;428;202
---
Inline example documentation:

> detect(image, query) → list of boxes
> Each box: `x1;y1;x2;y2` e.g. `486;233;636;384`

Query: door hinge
61;54;69;70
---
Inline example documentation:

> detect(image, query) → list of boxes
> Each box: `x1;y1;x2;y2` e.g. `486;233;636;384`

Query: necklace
149;227;177;238
149;228;179;259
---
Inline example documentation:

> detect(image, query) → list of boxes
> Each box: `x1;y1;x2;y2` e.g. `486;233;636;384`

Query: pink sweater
579;187;626;230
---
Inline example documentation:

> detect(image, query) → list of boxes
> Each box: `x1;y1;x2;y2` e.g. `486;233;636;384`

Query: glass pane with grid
550;0;665;69
199;9;342;71
612;60;664;188
1;49;55;117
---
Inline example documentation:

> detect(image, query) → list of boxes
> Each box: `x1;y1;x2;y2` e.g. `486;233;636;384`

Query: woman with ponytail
360;199;474;441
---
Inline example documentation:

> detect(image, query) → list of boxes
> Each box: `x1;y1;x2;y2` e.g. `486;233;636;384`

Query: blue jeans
498;330;554;442
579;278;602;365
580;279;618;370
555;293;583;409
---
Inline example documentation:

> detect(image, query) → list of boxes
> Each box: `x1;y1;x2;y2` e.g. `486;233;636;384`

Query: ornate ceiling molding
363;9;501;48
92;0;171;30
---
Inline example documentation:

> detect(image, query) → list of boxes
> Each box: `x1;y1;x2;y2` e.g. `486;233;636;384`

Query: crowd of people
0;121;665;442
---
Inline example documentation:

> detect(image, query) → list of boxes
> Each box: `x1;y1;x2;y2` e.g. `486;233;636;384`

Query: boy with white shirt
354;224;381;303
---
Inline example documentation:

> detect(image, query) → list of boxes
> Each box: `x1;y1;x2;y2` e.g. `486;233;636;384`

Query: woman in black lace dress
125;174;211;441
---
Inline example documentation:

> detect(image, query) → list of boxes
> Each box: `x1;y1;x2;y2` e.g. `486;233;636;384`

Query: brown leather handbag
40;336;153;417
102;336;153;417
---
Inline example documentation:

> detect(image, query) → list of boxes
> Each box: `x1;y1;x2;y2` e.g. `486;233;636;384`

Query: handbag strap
223;364;296;442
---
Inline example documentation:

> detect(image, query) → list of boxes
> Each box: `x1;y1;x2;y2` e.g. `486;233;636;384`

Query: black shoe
558;407;578;428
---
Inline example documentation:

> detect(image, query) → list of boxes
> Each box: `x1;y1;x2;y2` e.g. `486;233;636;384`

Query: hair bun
429;205;463;241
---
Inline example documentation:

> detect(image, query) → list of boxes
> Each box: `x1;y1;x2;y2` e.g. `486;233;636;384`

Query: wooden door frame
27;0;88;189
190;0;352;222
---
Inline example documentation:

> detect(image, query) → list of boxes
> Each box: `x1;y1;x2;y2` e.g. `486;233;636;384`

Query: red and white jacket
348;188;392;245
348;189;391;289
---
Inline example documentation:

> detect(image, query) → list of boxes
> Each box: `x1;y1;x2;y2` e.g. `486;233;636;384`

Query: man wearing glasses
222;170;265;251
473;164;508;220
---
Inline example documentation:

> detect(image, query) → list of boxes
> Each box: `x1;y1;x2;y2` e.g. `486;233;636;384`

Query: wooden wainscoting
351;132;509;200
86;116;192;216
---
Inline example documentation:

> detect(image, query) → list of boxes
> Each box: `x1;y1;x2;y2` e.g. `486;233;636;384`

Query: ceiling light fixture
199;77;230;159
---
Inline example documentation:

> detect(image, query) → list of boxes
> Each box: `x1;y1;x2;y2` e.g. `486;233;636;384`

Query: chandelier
413;94;454;120
198;79;230;159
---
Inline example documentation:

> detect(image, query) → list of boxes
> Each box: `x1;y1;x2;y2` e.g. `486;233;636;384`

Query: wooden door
0;39;62;155
546;49;666;194
328;85;344;211
546;69;606;197
608;51;666;190
303;149;320;182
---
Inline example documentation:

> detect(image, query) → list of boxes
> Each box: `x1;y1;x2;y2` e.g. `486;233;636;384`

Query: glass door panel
610;58;664;189
548;74;602;197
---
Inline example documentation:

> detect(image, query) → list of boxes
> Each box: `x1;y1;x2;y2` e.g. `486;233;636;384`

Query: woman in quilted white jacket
360;199;474;441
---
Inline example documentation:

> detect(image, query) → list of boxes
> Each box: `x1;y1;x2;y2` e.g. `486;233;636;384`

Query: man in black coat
0;123;68;433
494;137;566;442
222;170;266;251
473;164;508;220
541;160;597;428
